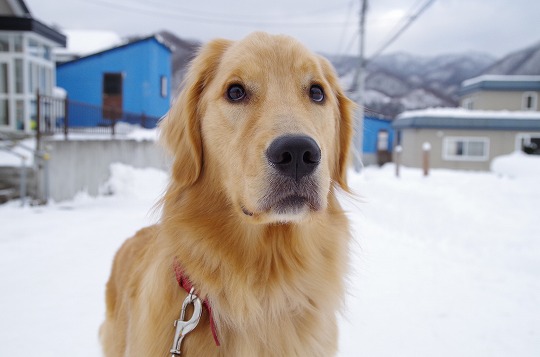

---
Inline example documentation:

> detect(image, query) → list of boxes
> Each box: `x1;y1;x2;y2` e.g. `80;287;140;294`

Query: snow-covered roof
394;107;540;131
460;75;540;96
462;75;540;87
398;107;540;120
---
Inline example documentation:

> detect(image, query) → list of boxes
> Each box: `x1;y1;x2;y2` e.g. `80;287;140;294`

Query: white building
459;75;540;112
393;108;540;171
0;0;66;132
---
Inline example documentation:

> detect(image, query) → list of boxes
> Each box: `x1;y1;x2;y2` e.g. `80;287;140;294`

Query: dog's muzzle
260;135;322;215
266;135;321;182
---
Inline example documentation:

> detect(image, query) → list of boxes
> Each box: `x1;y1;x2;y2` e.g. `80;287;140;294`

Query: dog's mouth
241;194;318;219
248;175;322;218
270;194;311;215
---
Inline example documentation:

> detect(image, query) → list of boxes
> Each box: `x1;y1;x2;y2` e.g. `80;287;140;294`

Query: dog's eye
227;84;246;102
309;85;325;103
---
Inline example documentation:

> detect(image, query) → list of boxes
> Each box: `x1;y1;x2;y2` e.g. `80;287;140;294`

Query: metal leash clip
170;287;203;356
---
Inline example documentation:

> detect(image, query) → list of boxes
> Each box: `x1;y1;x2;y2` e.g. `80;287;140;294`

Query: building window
39;66;47;93
160;76;168;98
15;100;24;130
28;39;40;57
15;59;23;94
0;99;8;126
0;34;8;52
377;130;389;151
14;35;23;52
443;137;489;161
103;73;123;95
462;98;474;110
28;62;35;93
522;92;538;111
0;62;8;93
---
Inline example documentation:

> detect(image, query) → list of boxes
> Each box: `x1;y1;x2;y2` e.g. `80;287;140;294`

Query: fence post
395;145;402;178
36;89;41;151
64;96;69;140
422;142;431;177
20;156;27;207
43;148;50;203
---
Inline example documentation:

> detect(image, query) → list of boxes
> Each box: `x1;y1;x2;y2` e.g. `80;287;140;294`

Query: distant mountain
157;31;201;98
483;41;540;75
158;31;540;118
329;51;496;118
330;40;540;118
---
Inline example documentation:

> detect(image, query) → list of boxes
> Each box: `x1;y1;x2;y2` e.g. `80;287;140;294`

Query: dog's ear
318;56;355;192
160;39;232;190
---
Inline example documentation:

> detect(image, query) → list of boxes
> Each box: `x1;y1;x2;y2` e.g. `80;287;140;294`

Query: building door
102;73;123;121
376;129;392;166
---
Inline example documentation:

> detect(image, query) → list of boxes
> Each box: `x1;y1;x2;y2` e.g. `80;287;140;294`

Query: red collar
173;259;220;346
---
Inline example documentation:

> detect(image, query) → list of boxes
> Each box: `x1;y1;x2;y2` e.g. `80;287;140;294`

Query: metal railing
36;94;162;139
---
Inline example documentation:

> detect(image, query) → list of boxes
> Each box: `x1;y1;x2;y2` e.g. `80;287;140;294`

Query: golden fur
100;32;354;356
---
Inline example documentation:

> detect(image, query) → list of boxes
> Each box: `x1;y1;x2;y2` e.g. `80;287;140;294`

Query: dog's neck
159;178;349;339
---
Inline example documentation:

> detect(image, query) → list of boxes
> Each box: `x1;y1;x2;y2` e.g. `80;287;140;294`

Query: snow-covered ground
1;159;539;356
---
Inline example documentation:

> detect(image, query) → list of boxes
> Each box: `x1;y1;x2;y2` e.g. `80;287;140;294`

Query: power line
350;0;368;172
340;30;359;57
76;0;356;28
335;0;357;55
369;0;436;60
125;0;354;20
378;0;426;44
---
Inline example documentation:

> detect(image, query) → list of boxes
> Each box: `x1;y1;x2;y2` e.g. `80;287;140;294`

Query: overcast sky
25;0;540;58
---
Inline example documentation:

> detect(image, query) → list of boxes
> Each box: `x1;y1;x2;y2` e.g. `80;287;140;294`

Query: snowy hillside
329;51;495;117
328;38;540;118
1;160;539;356
485;41;540;75
157;31;200;97
67;30;538;118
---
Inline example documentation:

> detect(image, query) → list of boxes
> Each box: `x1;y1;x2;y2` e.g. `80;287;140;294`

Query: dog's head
161;32;353;224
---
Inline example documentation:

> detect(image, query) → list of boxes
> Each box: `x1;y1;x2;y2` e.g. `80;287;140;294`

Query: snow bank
1;164;539;357
100;163;167;200
491;151;540;178
125;127;160;141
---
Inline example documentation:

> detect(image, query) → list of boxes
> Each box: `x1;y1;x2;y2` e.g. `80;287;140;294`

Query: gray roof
393;108;540;131
459;75;540;96
0;16;66;46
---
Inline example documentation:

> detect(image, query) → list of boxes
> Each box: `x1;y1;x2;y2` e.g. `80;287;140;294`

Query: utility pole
349;0;435;172
350;0;368;172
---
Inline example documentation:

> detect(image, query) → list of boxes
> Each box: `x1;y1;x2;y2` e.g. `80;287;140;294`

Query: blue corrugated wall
56;37;171;126
363;116;394;153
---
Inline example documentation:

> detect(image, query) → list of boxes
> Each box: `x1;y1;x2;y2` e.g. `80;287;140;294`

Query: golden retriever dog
100;32;354;357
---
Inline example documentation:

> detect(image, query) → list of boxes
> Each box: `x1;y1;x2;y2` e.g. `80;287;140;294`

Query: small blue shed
56;35;172;128
363;116;394;166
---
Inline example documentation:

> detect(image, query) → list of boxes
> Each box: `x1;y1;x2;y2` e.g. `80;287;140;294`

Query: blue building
363;116;394;166
56;35;172;128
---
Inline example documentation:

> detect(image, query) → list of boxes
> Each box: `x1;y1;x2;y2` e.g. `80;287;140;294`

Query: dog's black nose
266;135;321;181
